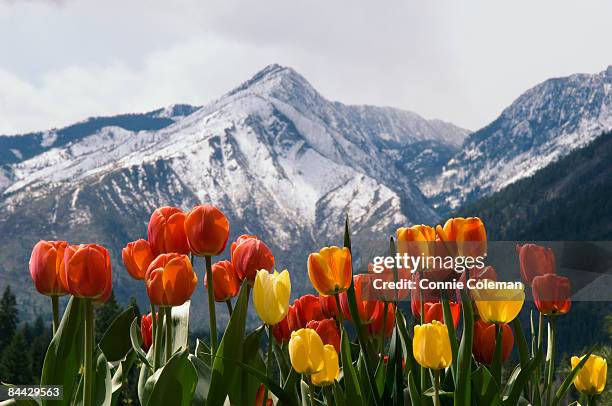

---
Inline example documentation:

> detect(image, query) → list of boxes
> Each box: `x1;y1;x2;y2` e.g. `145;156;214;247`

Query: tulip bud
122;239;154;280
145;253;197;307
204;260;240;302
307;246;352;296
184;204;230;257
253;269;291;325
288;328;325;375
311;345;339;387
288;294;326;331
516;244;555;284
472;320;513;364
140;313;153;351
147;207;190;256
232;237;275;282
29;240;69;296
62;244;112;302
472;280;525;324
571;354;607;395
339;275;379;324
532;274;571;316
306;319;340;353
413;320;452;370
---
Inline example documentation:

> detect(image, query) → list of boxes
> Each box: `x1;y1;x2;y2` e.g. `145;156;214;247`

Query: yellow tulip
571;354;607;395
413;320;452;370
288;328;325;375
472;280;525;324
311;344;339;386
253;269;291;325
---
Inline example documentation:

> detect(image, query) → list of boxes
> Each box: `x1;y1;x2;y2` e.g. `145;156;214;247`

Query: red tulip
29;240;69;296
306;319;341;353
417;301;461;328
368;303;396;338
140;313;153;351
147;207;190;256
255;384;273;406
204;260;240;302
473;320;514;364
288;294;326;331
272;315;291;344
62;244;112;302
122;239;155;280
231;237;274;281
319;295;339;318
231;234;258;256
145;253;197;306
516;244;555;284
410;270;456;317
532;274;572;316
339;275;379;324
184;204;230;257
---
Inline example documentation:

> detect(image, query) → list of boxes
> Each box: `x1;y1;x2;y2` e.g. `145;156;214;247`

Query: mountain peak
226;63;315;99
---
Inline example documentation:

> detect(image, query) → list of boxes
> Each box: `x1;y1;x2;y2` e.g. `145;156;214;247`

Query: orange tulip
29;240;69;296
62;244;112;302
288;294;326;331
473;320;514;364
203;260;240;302
532;274;571;316
140;313;153;351
231;237;274;281
516;244;555;284
339;274;379;324
147;206;190;256
184;204;230;257
436;217;487;257
368;303;396;338
306;319;341;353
122;239;155;280
308;246;352;296
396;225;437;258
145;253;197;306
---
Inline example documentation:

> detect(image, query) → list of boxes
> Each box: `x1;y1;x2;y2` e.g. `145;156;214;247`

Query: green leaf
231;326;265;405
395;311;418;383
471;366;500;406
273;339;290;383
129;318;152;369
332;381;347;406
406;371;423;406
99;306;135;362
73;349;112;406
188;354;211;406
300;379;310;406
490;324;504;386
142;349;197;406
503;348;543;406
340;328;364;405
195;338;211;366
40;296;85;406
383;323;404;405
207;282;249;405
110;350;136;406
169;301;190;354
551;346;596;406
454;289;474;406
441;292;459;381
511;318;529;370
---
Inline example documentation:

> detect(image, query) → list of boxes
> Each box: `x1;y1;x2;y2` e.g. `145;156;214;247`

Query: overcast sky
1;0;611;134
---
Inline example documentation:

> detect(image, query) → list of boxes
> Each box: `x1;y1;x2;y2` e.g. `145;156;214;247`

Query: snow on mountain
422;66;612;212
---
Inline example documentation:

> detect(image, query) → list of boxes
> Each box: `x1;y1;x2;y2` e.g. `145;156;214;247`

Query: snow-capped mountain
422;66;612;212
0;64;467;323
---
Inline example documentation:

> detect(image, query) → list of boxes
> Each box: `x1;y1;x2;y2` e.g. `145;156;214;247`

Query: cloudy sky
1;0;611;134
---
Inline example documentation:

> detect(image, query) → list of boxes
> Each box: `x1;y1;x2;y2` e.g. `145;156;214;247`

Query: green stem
241;286;252;405
546;317;556;404
262;325;273;406
323;385;334;405
379;301;389;354
420;285;425;392
51;296;59;335
150;303;156;352
205;255;218;360
83;299;94;406
492;323;504;386
308;377;316;406
153;309;164;370
433;369;441;406
225;299;233;316
165;306;173;361
333;293;344;326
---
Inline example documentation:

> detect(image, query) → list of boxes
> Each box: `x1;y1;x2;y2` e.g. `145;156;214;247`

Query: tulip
368;302;396;338
306;319;340;353
319;294;339;318
516;243;555;284
231;234;258;256
62;244;112;302
413;320;452;370
410;270;456;317
30;240;69;296
184;204;230;256
272;315;291;344
253;269;291;325
307;246;352;296
140;313;153;351
472;320;513;364
203;260;240;302
436;217;487;257
339;275;379;324
419;301;461;329
122;239;154;280
232;237;275;282
147;206;190;256
255;384;273;406
532;274;571;316
311;344;339;387
145;253;197;307
396;225;436;259
288;328;325;375
472;280;525;324
571;354;607;395
288;294;326;331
